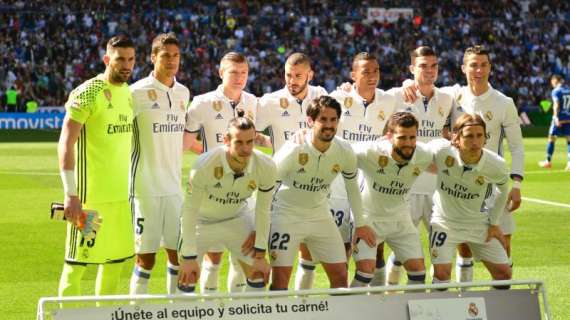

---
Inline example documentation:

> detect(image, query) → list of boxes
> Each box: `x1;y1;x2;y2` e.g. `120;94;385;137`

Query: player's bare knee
457;244;472;257
165;249;179;266
492;264;512;280
299;244;313;261
205;252;223;264
375;243;385;260
433;266;451;281
136;253;156;270
355;260;375;274
404;259;425;273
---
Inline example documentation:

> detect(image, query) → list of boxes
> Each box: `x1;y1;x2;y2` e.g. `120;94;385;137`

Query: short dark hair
463;45;491;64
226;115;256;138
352;52;377;70
410;46;437;64
151;32;179;56
306;96;341;121
106;35;134;52
386;112;419;133
286;52;311;68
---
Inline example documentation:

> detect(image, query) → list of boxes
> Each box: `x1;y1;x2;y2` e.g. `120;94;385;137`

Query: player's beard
111;69;132;84
288;78;309;97
317;127;336;142
394;146;415;161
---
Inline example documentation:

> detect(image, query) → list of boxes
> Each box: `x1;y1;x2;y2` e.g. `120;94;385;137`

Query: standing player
538;74;570;170
178;116;276;293
256;52;327;153
297;52;396;289
351;112;430;288
270;96;375;290
403;45;524;283
183;52;257;292
57;36;135;296
128;33;190;295
255;53;328;290
430;114;512;288
384;46;454;286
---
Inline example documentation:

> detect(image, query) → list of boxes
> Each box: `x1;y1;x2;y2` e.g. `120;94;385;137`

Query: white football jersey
390;86;454;195
185;85;257;151
180;146;277;257
354;140;433;221
256;85;327;153
129;74;190;197
272;134;365;226
329;86;397;199
431;140;510;230
443;84;524;178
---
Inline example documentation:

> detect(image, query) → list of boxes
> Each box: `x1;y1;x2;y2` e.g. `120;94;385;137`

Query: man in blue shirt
539;74;570;171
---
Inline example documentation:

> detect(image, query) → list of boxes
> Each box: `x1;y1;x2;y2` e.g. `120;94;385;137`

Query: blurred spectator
0;0;568;112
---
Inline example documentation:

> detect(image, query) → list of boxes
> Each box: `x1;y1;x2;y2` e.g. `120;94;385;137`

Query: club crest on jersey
214;167;224;179
147;89;158;101
213;100;222;112
438;106;444;117
475;176;485;185
332;164;340;174
82;249;89;259
378;110;385;120
104;89;113;108
484;111;493;121
378;156;389;168
298;153;308;166
248;180;257;191
430;248;438;259
344;97;353;108
413;167;421;176
445;156;455;168
280;98;289;109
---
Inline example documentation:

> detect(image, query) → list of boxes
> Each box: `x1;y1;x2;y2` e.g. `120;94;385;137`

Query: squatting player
539;74;570;170
128;33;190;295
57;36;135;296
430;114;512;288
183;52;257;292
351;112;431;288
270;96;375;290
403;45;523;282
178;116;276;292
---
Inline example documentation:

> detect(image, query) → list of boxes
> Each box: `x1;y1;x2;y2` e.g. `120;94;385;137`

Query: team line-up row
56;33;523;297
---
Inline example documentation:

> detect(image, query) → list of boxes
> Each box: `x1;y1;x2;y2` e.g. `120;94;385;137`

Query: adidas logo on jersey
281;110;290;117
152;103;160;109
405;107;413;112
457;106;464;112
214;182;222;188
442;169;450;176
215;113;224;120
297;167;306;174
344;110;351;116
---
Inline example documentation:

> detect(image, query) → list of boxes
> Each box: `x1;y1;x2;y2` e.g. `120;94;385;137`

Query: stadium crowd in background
0;0;568;112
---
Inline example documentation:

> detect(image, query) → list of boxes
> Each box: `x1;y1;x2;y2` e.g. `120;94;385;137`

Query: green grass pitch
0;133;569;319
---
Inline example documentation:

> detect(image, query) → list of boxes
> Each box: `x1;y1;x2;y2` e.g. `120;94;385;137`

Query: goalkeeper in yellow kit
57;35;136;296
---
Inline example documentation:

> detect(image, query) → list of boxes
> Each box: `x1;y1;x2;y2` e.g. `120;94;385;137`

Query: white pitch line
0;171;58;176
524;170;569;174
522;197;570;208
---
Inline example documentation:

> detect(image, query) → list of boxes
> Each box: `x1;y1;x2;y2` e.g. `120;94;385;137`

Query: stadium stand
0;0;568;113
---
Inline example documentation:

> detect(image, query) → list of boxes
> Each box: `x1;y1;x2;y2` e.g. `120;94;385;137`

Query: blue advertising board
0;112;65;129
